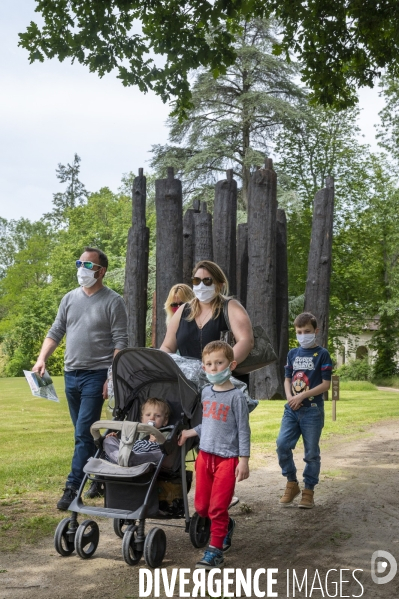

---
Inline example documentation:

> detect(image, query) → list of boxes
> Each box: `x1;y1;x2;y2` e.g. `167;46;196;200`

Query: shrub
335;358;371;381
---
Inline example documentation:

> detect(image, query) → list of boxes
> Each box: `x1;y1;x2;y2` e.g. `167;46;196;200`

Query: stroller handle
90;420;167;444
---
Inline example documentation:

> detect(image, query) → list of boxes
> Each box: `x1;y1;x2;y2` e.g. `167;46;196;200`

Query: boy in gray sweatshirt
178;340;250;570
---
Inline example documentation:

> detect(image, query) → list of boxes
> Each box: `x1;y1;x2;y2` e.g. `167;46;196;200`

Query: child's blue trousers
276;403;324;489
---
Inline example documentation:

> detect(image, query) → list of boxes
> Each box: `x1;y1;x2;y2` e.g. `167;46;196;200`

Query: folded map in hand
23;369;59;402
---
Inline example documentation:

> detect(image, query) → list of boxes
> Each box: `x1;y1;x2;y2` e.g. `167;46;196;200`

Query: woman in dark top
160;260;254;378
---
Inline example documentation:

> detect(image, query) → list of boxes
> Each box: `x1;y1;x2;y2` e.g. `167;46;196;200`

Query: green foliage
0;286;65;377
369;312;399;379
0;218;49;280
335;359;371;382
151;19;304;207
0;160;139;375
18;1;399;117
44;153;89;226
270;1;399;110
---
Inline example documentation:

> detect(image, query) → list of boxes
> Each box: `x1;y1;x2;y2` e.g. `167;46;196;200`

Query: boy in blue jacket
277;312;332;508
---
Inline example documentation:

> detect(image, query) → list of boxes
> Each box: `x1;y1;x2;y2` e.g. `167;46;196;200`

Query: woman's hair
141;397;171;421
164;284;195;325
187;260;230;322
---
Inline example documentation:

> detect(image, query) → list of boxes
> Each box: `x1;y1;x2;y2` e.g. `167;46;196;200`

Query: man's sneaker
195;546;224;570
279;481;300;506
299;489;315;509
85;480;105;499
57;486;77;511
223;518;236;554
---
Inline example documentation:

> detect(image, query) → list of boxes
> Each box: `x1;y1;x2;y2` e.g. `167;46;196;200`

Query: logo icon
371;550;397;585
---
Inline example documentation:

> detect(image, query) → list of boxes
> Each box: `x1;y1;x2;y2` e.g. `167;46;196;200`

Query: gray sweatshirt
194;385;250;458
47;286;128;371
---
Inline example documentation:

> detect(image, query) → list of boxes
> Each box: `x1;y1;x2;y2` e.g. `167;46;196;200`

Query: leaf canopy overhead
19;0;399;117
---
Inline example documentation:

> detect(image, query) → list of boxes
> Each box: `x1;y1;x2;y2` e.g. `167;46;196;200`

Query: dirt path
1;420;399;599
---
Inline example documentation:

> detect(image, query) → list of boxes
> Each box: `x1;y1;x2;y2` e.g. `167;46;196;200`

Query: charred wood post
124;168;149;347
236;223;248;308
155;167;183;346
193;201;213;263
276;208;289;386
183;208;195;285
213;169;237;294
247;158;284;399
304;176;335;348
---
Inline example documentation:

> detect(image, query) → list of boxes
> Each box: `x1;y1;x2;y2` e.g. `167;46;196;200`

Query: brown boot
299;489;315;509
279;481;300;506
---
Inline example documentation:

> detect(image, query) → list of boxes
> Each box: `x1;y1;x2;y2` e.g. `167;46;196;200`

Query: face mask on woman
205;365;232;385
77;267;97;288
296;333;316;349
193;282;216;303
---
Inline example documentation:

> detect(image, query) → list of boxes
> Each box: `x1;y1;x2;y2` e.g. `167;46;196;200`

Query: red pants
194;451;238;549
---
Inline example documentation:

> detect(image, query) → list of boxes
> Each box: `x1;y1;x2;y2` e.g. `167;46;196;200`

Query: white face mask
296;333;316;349
193;282;216;303
77;267;97;288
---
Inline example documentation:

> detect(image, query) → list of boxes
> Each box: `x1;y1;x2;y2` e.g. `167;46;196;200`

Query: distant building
335;317;379;368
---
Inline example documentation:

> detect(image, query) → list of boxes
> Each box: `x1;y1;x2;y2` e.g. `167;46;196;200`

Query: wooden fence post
276;208;289;386
183;208;195;285
193;201;213;263
247;158;284;399
304;176;335;348
124;167;149;347
213;169;237;294
155;167;183;346
236;223;248;308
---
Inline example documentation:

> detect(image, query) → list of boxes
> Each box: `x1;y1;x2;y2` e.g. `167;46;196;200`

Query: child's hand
105;431;118;438
287;394;304;411
149;434;157;442
235;458;249;482
178;429;198;446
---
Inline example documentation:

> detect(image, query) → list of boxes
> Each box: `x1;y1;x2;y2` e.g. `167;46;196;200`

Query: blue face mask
206;365;232;385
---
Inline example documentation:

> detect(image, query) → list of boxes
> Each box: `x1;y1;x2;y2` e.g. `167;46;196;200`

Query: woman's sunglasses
75;260;102;270
192;277;213;286
170;302;184;308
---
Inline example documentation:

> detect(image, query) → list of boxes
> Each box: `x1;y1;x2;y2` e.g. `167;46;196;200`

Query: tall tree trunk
236;223;248;308
247;159;284;399
304;176;334;348
193;202;213;264
213;169;237;294
124;168;149;347
155;167;183;347
276;208;289;388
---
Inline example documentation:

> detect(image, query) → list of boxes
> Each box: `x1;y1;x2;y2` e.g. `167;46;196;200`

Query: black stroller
54;348;212;567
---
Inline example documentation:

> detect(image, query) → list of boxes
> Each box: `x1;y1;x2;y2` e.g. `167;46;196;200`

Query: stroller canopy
112;348;202;427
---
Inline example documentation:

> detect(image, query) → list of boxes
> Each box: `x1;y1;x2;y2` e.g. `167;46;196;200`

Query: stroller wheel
122;524;143;566
54;517;76;556
144;528;167;568
113;518;134;539
74;520;100;559
189;512;211;548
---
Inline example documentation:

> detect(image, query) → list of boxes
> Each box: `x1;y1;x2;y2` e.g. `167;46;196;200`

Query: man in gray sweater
33;247;128;510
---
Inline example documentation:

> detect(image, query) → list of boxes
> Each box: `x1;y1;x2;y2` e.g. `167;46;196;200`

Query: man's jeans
276;403;324;489
64;369;108;489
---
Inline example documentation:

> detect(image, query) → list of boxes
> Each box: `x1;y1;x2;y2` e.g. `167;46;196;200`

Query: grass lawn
0;377;398;551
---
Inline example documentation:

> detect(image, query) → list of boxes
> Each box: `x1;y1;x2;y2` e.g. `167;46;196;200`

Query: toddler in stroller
53;348;214;568
103;396;171;466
